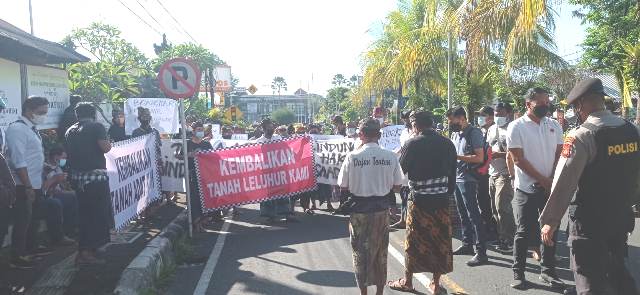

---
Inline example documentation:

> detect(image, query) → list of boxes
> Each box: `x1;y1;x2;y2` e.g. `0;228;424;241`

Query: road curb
113;210;188;295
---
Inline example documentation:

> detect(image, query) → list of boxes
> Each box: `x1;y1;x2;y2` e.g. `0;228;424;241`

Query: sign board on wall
26;65;70;130
0;58;21;130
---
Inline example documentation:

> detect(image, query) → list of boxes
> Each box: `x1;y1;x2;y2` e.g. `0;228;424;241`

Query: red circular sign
157;58;202;99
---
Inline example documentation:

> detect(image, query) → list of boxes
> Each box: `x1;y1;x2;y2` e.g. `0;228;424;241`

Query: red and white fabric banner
195;136;316;211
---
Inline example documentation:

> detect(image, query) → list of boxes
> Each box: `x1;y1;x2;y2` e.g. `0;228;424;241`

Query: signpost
157;58;201;237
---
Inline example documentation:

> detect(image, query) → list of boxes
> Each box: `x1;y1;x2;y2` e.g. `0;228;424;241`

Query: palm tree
332;74;348;87
271;76;287;96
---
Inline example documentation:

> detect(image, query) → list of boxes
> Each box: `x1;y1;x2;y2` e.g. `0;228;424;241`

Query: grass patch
174;236;197;265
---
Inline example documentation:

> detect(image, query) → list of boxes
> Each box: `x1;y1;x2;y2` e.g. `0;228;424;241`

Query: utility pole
28;0;34;35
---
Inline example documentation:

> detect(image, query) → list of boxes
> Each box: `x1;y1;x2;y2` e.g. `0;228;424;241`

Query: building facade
229;88;321;124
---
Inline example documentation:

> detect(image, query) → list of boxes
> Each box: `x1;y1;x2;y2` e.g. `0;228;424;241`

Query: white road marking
194;219;232;295
387;244;434;293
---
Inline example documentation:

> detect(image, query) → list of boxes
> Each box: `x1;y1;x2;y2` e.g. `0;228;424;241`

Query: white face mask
31;114;47;125
377;118;384;125
347;128;357;136
495;116;508;127
477;116;486;127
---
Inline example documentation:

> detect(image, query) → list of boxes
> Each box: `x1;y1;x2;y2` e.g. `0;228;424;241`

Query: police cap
567;78;609;105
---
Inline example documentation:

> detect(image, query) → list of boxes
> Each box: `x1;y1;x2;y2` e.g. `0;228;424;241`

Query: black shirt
186;139;213;172
400;129;457;207
108;125;128;142
65;120;108;172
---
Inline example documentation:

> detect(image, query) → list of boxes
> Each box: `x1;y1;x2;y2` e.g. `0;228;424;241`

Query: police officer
540;78;640;295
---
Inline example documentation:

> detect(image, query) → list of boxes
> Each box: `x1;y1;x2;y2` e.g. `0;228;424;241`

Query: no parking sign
158;58;201;99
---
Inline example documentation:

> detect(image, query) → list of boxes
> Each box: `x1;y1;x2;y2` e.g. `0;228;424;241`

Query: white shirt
253;134;282;143
486;123;509;176
6;116;45;189
506;115;563;193
337;143;404;197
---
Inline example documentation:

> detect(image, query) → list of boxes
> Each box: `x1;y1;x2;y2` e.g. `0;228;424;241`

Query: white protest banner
0;58;21;130
379;125;405;152
231;134;249;140
124;98;179;135
212;124;222;139
210;139;249;150
309;134;345;141
160;139;186;192
106;134;162;230
26;65;70;130
313;138;357;185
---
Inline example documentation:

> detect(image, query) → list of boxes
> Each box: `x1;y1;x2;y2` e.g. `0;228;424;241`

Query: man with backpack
447;106;489;266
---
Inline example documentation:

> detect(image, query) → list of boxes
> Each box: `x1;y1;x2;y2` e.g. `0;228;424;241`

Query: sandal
387;278;415;293
429;282;447;294
305;209;315;215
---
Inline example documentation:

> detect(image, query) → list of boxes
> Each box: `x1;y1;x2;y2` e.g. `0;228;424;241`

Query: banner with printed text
210;139;249;150
195;136;316;211
26;65;70;130
160;139;186;192
0;58;21;130
106;134;162;230
380;125;406;152
124;98;179;135
313;138;357;185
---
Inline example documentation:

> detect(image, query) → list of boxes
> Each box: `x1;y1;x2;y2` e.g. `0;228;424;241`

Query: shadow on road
204;206;353;294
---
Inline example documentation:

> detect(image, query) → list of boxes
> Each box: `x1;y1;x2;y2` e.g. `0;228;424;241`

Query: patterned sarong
404;202;453;274
349;210;389;287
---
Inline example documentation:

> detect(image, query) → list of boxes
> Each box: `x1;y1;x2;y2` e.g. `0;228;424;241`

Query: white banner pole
180;98;193;238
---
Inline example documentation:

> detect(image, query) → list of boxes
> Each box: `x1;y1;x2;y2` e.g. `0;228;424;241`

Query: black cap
567;78;608;104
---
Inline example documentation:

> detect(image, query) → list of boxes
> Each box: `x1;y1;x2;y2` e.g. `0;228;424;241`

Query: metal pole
180;98;193;238
447;32;453;109
28;0;34;35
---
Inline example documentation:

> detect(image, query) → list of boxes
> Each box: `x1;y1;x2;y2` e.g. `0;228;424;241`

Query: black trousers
569;219;638;295
77;181;111;251
512;189;557;274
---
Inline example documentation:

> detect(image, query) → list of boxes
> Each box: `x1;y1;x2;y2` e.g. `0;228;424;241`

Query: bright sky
2;0;586;96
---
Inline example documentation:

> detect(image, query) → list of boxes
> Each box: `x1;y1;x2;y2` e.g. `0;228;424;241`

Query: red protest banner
195;136;317;211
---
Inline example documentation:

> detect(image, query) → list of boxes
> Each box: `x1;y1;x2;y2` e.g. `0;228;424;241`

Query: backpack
464;128;492;177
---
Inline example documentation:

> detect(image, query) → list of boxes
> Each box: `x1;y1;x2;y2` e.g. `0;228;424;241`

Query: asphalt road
165;202;640;295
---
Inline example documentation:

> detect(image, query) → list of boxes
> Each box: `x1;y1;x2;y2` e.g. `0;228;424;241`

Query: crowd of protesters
1;77;639;294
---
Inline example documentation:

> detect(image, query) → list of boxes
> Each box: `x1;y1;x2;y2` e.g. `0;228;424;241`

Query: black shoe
29;245;53;257
540;272;565;289
9;256;36;270
453;245;475;255
563;286;577;295
466;253;489;266
510;272;527;290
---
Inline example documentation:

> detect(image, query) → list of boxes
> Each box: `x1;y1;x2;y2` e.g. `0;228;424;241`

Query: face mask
195;131;205;139
58;159;67;168
533;105;549;118
31;114;46;125
477;116;486;127
377;118;384;125
449;123;462;132
495;116;508;127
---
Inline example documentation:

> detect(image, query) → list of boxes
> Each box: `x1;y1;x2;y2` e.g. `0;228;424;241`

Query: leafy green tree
572;0;640;118
63;22;150;102
271;107;296;125
271;77;288;95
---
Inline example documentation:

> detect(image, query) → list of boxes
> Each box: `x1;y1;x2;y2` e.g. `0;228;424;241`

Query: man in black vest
540;78;640;295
